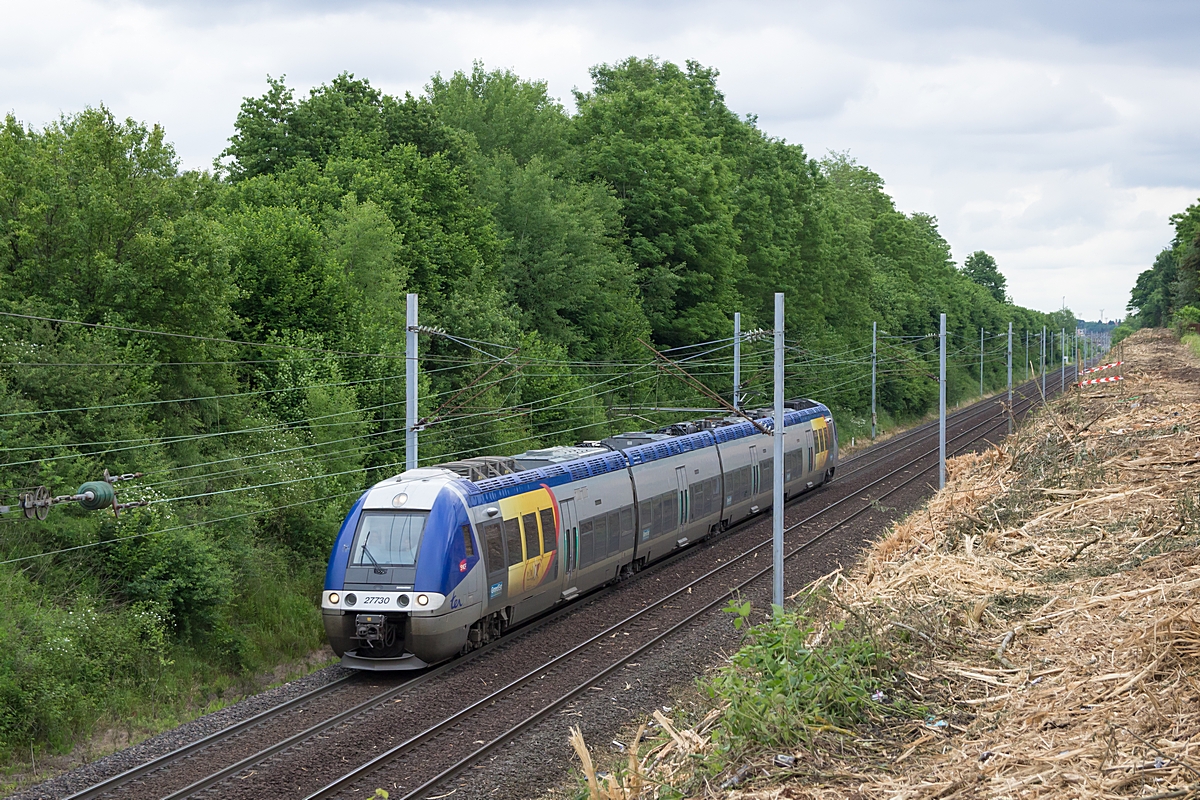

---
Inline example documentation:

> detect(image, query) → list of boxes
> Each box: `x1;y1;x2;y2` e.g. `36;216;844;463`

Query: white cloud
2;0;1197;322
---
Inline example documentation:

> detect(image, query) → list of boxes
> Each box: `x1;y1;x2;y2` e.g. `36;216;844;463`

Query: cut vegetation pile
568;328;1200;799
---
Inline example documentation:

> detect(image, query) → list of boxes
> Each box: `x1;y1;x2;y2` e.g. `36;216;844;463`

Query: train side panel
626;431;724;564
713;422;769;526
560;466;638;602
467;452;637;627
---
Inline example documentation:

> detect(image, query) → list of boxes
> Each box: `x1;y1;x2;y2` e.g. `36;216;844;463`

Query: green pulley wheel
77;481;115;511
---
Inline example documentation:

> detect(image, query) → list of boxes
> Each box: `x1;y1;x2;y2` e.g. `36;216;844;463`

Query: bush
0;568;171;755
1173;305;1200;335
109;530;232;641
704;598;917;752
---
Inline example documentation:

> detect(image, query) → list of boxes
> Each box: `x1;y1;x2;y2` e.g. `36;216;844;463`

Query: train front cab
322;472;484;670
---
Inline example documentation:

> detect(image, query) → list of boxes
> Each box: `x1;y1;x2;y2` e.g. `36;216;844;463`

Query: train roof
455;399;832;508
511;445;609;470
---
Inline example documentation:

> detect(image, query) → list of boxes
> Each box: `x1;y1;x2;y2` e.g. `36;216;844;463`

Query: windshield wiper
360;532;387;575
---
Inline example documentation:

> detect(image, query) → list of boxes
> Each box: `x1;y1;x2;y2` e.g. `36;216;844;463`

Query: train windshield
351;511;428;567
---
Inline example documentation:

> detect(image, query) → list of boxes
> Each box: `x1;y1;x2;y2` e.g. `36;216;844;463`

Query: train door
559;498;578;588
813;418;829;473
675;466;689;539
805;428;815;480
761;442;775;498
481;518;509;607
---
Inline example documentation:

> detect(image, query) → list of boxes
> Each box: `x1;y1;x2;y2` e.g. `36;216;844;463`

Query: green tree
572;57;744;346
961;250;1008;303
1128;249;1177;327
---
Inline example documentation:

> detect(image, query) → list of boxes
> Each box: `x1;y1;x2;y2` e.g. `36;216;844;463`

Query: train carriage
322;400;837;670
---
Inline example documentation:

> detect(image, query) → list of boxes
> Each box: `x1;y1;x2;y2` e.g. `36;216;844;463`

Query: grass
703;595;923;753
562;592;937;800
1183;332;1200;359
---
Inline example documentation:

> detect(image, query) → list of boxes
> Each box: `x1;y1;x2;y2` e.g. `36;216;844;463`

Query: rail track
55;373;1067;800
305;378;1058;800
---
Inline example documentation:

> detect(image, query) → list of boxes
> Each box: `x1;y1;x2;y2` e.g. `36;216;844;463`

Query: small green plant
1173;305;1200;327
705;598;917;752
721;595;753;630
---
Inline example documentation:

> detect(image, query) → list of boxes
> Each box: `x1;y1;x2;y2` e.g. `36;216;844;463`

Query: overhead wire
0;310;407;359
0;487;368;566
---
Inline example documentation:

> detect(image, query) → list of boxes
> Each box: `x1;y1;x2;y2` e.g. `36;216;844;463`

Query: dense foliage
1122;198;1200;334
0;58;1071;765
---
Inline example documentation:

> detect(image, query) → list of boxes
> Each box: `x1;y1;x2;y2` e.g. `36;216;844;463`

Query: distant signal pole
406;293;419;471
939;313;946;490
772;293;785;612
733;312;741;412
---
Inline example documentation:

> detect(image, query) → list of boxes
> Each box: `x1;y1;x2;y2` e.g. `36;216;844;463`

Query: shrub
1173;305;1200;335
1112;323;1136;344
108;529;231;641
704;598;916;752
0;568;171;755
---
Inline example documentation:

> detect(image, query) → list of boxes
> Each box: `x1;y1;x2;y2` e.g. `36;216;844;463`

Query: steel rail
305;389;1041;800
61;675;359;800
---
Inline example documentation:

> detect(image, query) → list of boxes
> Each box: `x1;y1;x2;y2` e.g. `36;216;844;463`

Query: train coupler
354;614;396;648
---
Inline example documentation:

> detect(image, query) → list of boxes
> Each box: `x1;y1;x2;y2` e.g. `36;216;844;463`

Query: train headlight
328;592;340;605
416;594;429;606
398;594;410;607
345;593;357;606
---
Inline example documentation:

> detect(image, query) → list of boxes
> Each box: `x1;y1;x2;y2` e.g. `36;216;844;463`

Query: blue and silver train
322;400;837;670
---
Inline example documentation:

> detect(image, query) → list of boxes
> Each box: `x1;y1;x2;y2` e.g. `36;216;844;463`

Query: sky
3;0;1198;323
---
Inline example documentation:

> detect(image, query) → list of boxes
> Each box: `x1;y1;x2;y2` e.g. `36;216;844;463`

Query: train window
504;517;523;567
618;507;632;550
352;511;427;567
638;499;652;540
523;512;540;559
594;514;609;559
655;492;676;535
482;521;504;573
539;508;556;553
607;510;621;554
807;447;814;472
579;519;594;567
461;524;475;558
760;457;773;487
693;478;710;517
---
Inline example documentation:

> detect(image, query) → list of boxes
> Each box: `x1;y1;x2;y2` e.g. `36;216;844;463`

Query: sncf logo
459;559;468;572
